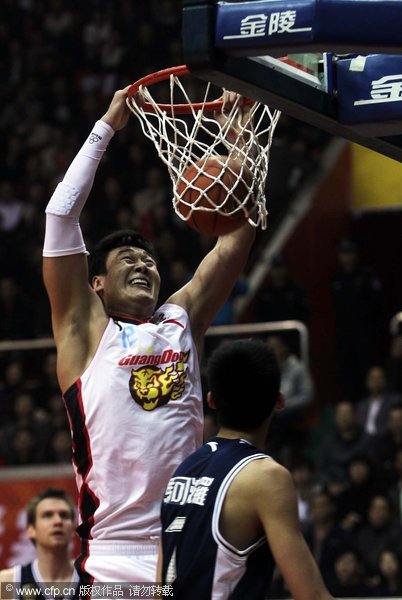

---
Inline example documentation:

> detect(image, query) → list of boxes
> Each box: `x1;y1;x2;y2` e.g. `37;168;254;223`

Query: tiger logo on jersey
129;353;188;410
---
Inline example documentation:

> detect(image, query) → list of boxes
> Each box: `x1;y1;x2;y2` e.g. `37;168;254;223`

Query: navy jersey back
161;437;275;599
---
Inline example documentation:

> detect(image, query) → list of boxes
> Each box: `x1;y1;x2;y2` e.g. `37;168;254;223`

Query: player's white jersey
63;303;203;542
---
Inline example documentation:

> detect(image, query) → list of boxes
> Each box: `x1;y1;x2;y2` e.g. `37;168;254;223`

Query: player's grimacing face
103;246;161;311
28;498;74;548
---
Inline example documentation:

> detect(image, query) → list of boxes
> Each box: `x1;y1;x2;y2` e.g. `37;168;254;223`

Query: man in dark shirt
317;400;375;490
332;237;382;400
255;254;310;325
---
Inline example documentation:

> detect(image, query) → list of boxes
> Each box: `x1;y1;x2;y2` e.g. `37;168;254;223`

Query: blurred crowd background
1;0;402;597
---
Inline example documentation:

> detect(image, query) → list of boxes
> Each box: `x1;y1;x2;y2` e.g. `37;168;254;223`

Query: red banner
0;466;79;569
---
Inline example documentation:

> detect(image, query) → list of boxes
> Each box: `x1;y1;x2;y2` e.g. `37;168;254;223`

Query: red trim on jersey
163;318;185;328
110;311;184;328
62;394;77;471
64;379;100;541
75;539;94;586
76;379;92;479
77;379;100;540
109;312;149;325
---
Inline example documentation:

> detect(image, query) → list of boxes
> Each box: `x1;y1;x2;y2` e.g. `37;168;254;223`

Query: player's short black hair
88;229;157;282
207;338;280;431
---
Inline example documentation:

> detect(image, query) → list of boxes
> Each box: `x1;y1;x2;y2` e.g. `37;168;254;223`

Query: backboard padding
182;0;402;161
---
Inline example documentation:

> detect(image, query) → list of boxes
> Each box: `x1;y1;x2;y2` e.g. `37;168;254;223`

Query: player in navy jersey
42;87;256;582
160;338;335;600
0;488;80;599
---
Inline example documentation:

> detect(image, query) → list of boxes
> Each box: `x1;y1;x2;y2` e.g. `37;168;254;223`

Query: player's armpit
253;462;334;600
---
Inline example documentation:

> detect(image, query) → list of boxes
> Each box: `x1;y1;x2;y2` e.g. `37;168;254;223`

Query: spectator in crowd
0;276;36;339
327;550;371;598
156;230;194;302
332;237;383;401
0;392;49;461
375;402;402;472
0;181;27;235
355;495;402;576
45;428;72;464
0;359;25;424
267;334;313;415
385;334;402;396
316;400;375;492
266;334;313;464
130;165;170;237
373;549;402;597
265;132;317;223
386;448;402;526
254;253;310;325
35;351;65;407
303;490;353;587
356;366;400;437
3;425;45;466
335;455;387;533
46;392;70;430
161;258;193;301
289;457;319;531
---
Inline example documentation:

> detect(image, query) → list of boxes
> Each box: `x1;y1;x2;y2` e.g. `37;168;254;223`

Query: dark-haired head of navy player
207;337;283;435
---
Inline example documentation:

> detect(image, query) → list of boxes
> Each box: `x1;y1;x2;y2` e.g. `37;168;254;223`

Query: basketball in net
175;155;254;236
126;65;281;232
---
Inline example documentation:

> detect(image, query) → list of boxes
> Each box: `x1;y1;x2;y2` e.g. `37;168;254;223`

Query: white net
127;71;281;230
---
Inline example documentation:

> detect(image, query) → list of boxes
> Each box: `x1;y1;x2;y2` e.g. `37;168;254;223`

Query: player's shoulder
0;566;16;583
245;455;289;477
153;301;190;322
240;456;293;495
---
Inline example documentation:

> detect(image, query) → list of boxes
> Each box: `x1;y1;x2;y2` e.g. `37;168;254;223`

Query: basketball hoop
127;65;281;230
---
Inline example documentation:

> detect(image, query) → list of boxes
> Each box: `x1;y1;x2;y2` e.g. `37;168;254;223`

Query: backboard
182;0;402;161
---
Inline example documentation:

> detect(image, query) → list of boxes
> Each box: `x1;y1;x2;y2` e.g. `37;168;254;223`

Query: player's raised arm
42;87;131;390
169;223;255;345
168;93;257;344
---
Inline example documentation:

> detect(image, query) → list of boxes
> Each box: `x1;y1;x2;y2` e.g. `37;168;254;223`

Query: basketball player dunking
42;87;256;582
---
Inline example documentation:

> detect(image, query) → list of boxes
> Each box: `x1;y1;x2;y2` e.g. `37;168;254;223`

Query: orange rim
127;65;254;115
